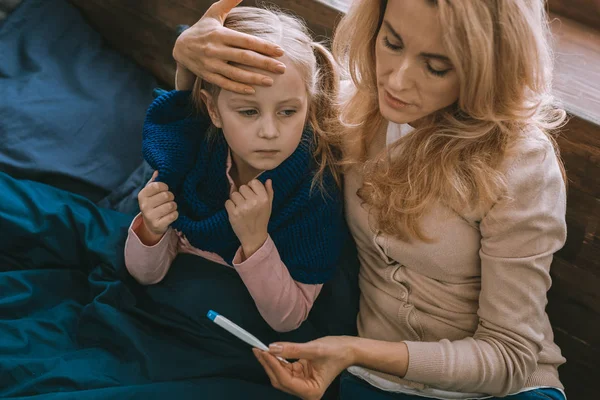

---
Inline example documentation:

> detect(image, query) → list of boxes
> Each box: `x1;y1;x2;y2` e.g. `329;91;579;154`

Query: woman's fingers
204;0;243;25
261;352;313;394
223;28;284;58
201;71;254;94
211;60;275;86
268;342;322;360
292;361;306;378
254;350;283;389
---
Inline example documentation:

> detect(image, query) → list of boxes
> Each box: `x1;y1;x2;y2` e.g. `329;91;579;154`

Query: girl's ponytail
309;42;343;189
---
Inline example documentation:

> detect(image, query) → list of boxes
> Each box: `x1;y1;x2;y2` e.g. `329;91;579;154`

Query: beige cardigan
345;124;566;397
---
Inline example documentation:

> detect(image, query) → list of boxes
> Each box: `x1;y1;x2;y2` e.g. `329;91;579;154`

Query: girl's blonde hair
333;0;567;240
193;7;342;187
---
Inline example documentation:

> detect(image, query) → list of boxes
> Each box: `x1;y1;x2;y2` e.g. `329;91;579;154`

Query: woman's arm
399;138;566;396
255;336;409;400
257;137;567;399
172;0;286;94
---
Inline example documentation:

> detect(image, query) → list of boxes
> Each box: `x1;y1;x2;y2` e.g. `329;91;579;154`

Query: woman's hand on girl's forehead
173;0;286;95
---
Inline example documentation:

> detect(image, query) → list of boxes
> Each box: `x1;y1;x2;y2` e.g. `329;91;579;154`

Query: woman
173;1;568;399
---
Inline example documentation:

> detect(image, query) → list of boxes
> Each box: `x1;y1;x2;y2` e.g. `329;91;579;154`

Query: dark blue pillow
0;0;156;202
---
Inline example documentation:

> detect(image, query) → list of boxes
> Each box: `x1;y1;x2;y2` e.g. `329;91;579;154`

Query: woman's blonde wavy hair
333;0;566;240
193;7;343;188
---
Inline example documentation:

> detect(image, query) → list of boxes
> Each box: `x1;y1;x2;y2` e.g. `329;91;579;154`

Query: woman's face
375;0;460;125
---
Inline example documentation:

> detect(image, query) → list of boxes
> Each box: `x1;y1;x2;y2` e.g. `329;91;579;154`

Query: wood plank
548;257;600;345
550;15;600;126
556;116;600;200
548;0;600;31
69;0;345;86
557;188;600;277
553;328;599;400
69;0;180;86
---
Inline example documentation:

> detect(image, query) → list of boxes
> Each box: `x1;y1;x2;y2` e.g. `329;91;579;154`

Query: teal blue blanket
0;172;359;399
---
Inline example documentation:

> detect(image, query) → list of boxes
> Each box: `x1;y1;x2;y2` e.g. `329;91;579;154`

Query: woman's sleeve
402;138;567;396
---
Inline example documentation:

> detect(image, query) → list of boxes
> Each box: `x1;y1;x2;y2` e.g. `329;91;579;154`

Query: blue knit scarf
142;90;347;284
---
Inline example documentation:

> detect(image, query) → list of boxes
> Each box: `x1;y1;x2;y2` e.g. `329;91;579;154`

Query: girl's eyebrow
227;97;304;105
275;97;303;105
227;97;259;105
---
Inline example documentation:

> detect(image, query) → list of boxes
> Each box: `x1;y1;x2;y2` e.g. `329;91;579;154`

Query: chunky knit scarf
142;90;347;284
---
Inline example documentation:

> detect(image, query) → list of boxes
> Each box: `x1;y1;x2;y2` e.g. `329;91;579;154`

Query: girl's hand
172;0;286;94
253;336;358;400
137;171;178;246
225;179;274;259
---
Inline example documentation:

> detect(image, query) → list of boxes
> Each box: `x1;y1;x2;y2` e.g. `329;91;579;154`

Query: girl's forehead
220;58;308;105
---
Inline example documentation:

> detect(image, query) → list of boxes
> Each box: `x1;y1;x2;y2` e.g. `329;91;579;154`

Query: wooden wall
548;0;600;31
68;0;343;86
68;1;600;398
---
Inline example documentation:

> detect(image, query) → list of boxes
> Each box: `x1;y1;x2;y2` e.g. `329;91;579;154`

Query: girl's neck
230;154;263;188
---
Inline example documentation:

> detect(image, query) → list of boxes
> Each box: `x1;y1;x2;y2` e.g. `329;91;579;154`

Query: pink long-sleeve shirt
124;152;322;332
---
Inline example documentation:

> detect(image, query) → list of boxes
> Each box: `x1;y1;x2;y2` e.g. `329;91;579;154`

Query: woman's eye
383;36;403;51
239;109;258;117
427;64;451;77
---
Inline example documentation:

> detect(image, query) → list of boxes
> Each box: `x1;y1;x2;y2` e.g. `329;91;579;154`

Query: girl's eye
239;109;258;117
279;109;297;117
383;36;403;51
427;64;451;77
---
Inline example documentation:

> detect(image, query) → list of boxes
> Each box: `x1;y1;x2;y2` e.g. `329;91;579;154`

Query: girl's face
203;56;308;180
375;0;460;125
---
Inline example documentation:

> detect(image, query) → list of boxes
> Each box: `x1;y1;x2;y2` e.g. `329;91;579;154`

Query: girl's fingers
238;185;256;200
264;179;274;203
230;191;245;206
225;199;235;214
158;210;179;226
142;181;169;197
145;190;175;209
247;180;267;198
152;201;178;220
